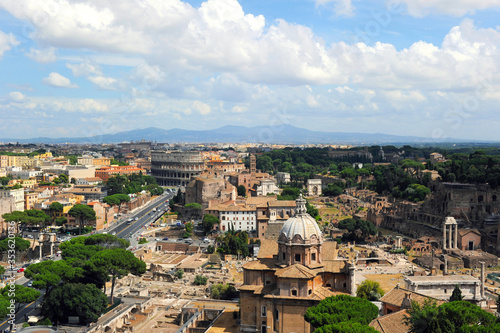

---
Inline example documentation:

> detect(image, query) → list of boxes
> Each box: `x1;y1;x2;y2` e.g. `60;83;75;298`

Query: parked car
163;237;169;240
17;268;25;273
27;281;33;287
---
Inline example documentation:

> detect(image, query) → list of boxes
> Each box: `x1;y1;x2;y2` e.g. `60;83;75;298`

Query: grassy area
363;273;404;293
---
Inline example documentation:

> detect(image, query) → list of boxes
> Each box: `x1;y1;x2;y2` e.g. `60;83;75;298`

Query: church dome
279;194;323;245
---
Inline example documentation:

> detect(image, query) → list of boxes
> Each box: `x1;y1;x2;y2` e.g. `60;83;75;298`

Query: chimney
401;293;412;309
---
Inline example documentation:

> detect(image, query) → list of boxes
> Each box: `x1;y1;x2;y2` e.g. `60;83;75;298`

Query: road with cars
0;189;176;331
109;191;175;242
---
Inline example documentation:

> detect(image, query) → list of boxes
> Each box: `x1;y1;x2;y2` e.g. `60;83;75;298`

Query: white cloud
66;61;102;77
8;91;25;102
88;76;117;90
232;105;248;113
26;47;57;63
42;72;78;88
389;0;500;17
192;101;211;115
315;0;355;17
0;30;18;58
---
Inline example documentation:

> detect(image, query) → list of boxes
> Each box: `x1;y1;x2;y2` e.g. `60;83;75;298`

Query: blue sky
1;0;500;141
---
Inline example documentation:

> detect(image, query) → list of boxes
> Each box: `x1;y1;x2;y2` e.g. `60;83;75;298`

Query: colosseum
151;150;205;186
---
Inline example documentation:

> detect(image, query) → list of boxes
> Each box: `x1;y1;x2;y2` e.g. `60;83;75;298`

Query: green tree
59;174;69;183
450;285;463;302
174;268;184;280
184;221;194;238
356;280;385;301
68;204;96;235
202;214;220;234
194;275;208;285
237;185;246;197
103;193;130;206
338;218;377;242
138;238;148;244
406;300;498;333
256;156;273;172
314;322;379;333
185;203;202;210
1;284;40;313
49;202;64;222
24;260;83;296
86;248;146;304
2;210;50;233
304;295;378;330
55;217;67;226
210;283;238;300
42;283;107;325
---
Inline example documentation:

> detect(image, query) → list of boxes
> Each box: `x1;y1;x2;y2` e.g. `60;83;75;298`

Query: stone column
349;264;356;297
443;225;447;250
448;225;452;249
444;256;448;275
454;225;458;249
480;262;485;299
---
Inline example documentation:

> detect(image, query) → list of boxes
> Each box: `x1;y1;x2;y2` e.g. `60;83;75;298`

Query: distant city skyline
1;0;500;140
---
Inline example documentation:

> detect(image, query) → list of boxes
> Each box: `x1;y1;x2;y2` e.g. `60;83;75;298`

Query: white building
276;172;290;185
0;188;25;211
404;274;485;304
307;179;322;197
213;204;257;232
255;179;281;196
11;170;42;179
77;155;94;165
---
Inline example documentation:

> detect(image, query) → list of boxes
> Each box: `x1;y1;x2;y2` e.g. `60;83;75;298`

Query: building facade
151;151;205;186
239;195;354;333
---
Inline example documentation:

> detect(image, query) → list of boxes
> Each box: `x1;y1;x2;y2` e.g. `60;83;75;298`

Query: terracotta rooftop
257;239;278;258
275;264;316;279
369;309;410;333
268;200;296;208
380;286;444;308
243;258;278;271
458;228;481;237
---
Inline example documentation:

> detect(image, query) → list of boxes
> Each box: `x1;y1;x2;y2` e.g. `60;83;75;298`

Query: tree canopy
68;204;96;233
338;218;377;242
406;300;500;333
356;280;385;301
103;193;130;206
202;214;220;234
305;295;379;331
42;283;107;325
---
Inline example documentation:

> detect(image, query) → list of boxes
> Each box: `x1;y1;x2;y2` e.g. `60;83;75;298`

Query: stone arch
478;195;484;203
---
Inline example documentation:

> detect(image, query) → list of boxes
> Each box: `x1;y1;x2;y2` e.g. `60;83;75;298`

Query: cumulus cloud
0;30;18;58
4;0;500;93
8;91;25;102
389;0;500;17
26;47;57;63
66;61;102;77
192;101;211;115
315;0;355;17
88;76;117;90
42;72;79;88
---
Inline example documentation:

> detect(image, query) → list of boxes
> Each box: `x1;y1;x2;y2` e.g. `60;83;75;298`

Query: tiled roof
275;264;316;279
379;287;444;308
268;200;296;207
243;258;278;271
458;228;481;237
322;241;338;260
321;260;346;273
369;310;410;333
257;239;278;258
246;196;277;205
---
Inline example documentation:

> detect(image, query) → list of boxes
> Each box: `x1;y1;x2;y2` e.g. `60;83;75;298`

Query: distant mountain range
0;125;483;145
